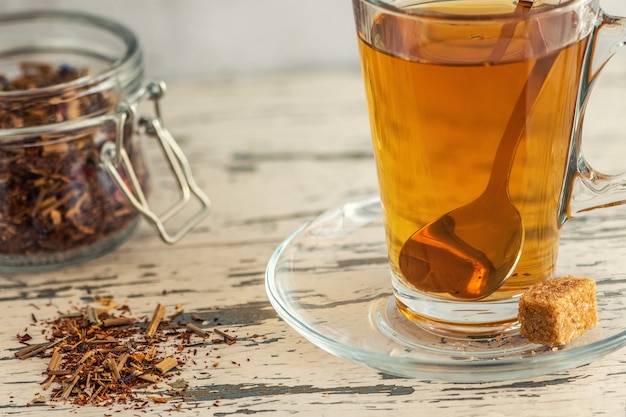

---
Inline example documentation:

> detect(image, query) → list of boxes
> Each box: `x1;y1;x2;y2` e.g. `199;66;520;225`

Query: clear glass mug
353;0;626;334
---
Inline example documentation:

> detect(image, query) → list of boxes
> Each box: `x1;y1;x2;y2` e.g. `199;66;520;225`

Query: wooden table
2;65;626;416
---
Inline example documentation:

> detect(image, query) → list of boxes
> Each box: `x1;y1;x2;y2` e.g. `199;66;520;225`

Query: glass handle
101;81;211;244
566;13;626;219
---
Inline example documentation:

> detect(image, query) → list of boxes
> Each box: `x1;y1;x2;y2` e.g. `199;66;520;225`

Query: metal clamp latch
100;80;211;244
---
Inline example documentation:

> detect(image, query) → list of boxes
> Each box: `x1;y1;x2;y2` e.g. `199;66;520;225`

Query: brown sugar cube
518;276;597;347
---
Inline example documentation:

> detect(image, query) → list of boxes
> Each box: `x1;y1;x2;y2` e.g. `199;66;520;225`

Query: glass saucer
265;196;626;382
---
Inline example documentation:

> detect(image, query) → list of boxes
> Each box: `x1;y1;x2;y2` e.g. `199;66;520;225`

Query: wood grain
2;68;626;416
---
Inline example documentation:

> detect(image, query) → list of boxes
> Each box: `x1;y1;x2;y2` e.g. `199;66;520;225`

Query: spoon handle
485;15;555;195
487;0;535;63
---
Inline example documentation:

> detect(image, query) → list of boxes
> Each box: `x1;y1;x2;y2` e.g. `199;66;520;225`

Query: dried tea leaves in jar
0;62;149;266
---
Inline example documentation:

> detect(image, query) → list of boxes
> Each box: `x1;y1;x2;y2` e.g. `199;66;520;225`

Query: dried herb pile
14;298;239;407
0;62;147;263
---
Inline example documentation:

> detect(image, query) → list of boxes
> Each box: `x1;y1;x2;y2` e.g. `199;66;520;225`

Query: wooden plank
1;70;626;416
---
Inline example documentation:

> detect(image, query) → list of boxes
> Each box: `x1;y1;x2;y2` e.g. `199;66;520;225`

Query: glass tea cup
353;0;626;334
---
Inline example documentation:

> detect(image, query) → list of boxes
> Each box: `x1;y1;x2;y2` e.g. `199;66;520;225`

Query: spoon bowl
399;191;524;300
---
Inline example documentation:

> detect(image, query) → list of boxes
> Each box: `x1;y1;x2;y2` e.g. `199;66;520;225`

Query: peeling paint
443;375;587;391
185;382;414;402
214;409;277;416
194;301;278;326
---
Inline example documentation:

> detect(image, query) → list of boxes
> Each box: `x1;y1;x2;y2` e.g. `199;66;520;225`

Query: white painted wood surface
3;62;626;416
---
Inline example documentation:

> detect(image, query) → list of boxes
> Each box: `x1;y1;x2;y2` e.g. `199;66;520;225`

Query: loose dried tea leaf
17;332;32;342
154;357;178;374
146;304;166;338
47;349;62;372
102;317;136;327
149;396;169;404
1;62;90;93
137;373;160;383
14;299;243;408
0;62;107;128
186;322;209;337
214;328;237;343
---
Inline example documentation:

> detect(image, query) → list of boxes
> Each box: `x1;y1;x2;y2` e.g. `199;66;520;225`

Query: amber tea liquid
358;0;590;330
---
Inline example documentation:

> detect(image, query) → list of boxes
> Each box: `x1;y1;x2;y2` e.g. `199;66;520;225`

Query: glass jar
0;11;210;272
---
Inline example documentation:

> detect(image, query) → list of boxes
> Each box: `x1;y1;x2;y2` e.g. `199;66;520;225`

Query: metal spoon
398;0;556;300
